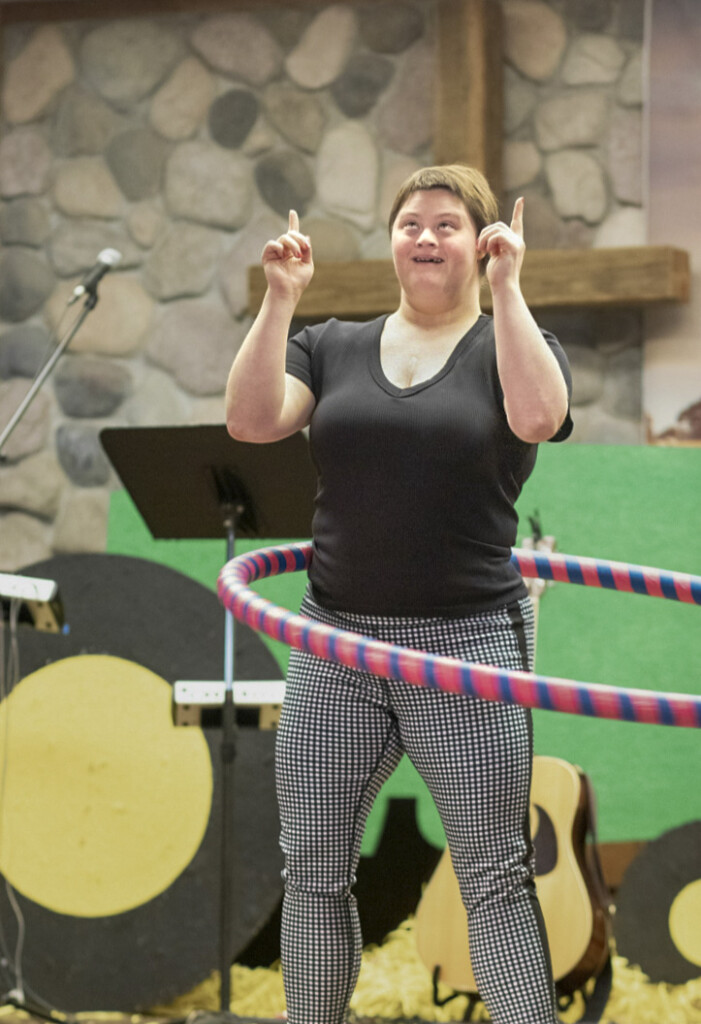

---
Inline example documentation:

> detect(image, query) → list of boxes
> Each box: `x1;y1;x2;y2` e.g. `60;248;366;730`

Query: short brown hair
388;164;500;274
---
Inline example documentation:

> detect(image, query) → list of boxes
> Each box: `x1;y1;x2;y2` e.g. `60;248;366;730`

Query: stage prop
100;425;316;1013
0;553;284;1012
613;821;701;985
218;543;701;728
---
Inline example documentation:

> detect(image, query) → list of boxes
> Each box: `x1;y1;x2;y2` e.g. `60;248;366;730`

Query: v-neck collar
369;314;490;397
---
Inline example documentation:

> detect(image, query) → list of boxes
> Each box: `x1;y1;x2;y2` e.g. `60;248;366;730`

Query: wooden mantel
248;246;691;319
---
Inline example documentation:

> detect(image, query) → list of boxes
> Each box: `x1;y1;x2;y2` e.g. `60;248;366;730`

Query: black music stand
100;424;316;1013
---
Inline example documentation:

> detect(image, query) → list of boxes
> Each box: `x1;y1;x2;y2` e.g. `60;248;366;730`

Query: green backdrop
107;443;701;848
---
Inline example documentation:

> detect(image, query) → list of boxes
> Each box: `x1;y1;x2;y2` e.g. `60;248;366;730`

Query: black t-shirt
286;314;572;616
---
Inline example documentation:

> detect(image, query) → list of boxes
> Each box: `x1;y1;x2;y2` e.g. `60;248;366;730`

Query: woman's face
390;188;482;310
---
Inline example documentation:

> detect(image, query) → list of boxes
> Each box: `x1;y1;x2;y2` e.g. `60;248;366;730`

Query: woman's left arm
478;197;570;443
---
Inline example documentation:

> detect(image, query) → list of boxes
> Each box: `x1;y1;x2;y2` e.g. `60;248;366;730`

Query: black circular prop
0;553;285;1011
614;821;701;985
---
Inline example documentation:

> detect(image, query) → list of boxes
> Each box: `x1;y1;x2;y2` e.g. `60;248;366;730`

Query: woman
226;164;572;1024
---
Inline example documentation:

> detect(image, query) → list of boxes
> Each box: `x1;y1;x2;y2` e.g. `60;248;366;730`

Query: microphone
69;248;122;303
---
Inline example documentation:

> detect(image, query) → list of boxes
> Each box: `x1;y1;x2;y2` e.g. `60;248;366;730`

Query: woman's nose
417;227;437;244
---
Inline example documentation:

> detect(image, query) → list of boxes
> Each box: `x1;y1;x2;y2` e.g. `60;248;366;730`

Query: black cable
2;991;71;1022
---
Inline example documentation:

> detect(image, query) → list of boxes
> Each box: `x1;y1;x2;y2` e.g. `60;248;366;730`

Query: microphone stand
219;498;243;1013
0;292;98;460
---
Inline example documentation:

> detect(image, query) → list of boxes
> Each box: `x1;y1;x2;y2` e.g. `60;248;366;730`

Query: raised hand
262;209;314;302
477;196;526;293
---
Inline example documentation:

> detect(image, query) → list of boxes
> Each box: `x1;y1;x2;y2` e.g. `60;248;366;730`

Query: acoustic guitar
414;755;613;997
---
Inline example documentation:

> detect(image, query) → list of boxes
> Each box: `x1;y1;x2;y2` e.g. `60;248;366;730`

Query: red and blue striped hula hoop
217;543;701;729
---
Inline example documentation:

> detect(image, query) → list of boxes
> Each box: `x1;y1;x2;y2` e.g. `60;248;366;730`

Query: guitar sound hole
533;803;558;876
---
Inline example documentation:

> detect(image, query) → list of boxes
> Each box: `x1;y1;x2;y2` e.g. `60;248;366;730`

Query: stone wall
0;0;646;570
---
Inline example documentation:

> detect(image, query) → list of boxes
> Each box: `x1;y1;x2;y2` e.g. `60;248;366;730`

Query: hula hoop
217;543;701;728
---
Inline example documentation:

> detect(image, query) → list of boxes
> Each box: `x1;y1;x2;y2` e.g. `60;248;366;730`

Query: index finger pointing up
510;196;525;238
289;209;300;233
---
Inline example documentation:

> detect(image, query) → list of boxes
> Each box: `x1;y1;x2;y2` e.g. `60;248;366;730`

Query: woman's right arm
226;210;316;443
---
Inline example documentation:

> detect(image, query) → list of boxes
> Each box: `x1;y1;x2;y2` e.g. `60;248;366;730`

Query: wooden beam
519;245;691;309
248;246;691;319
435;0;503;193
249;260;400;321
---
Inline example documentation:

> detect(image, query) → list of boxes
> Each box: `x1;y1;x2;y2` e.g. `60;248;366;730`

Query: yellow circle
669;879;701;967
0;655;213;918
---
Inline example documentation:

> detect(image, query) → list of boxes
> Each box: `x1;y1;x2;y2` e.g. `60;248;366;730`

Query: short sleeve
542;329;574;442
286;325;318;394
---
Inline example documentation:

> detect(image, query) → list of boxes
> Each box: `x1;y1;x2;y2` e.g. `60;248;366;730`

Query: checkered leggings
275;590;557;1024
